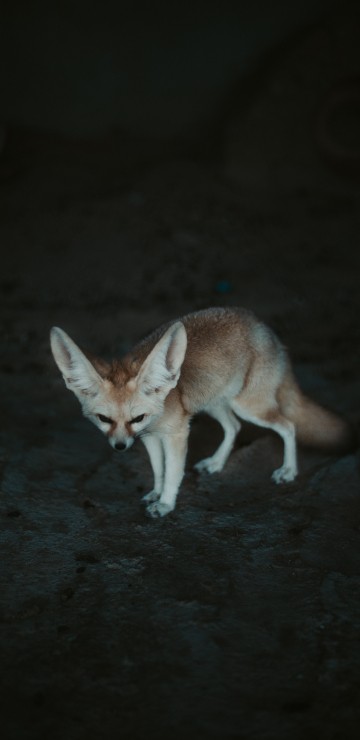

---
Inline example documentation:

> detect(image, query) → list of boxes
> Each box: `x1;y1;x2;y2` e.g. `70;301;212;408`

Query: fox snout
109;436;134;452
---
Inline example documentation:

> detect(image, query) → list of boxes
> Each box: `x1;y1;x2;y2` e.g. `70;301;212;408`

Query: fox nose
114;442;127;451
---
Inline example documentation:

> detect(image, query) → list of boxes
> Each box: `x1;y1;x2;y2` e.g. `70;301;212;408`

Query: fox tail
279;373;356;453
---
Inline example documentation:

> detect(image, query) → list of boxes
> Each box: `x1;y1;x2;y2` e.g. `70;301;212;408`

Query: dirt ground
1;23;360;740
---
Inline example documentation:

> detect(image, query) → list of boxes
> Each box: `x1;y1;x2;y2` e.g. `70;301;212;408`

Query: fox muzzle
111;437;134;451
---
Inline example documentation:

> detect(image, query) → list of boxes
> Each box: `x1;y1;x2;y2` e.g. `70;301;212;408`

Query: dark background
0;1;360;739
0;0;344;140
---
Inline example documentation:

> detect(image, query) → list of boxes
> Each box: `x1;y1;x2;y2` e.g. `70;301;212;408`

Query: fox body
50;307;352;517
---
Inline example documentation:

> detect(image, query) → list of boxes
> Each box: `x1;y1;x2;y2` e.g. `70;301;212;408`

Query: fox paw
142;490;161;503
194;457;224;474
145;501;174;518
272;466;296;484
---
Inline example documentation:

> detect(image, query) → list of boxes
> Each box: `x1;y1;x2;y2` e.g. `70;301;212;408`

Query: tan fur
50;307;353;518
276;371;353;451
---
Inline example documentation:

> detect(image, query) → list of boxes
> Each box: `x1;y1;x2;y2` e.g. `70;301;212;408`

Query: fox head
50;322;187;450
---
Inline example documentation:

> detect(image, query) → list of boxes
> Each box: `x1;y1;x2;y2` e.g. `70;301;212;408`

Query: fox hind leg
230;399;298;483
195;404;241;474
269;417;298;482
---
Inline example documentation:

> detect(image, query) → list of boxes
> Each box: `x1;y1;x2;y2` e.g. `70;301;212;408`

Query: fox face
50;322;187;451
83;392;155;451
80;377;167;451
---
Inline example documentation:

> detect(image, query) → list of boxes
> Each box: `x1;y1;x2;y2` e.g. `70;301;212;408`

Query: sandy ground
1;29;360;738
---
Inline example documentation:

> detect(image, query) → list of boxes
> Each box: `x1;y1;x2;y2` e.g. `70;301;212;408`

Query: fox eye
97;413;114;424
130;414;145;424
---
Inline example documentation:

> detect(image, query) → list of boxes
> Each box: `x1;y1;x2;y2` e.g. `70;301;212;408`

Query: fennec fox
50;307;352;518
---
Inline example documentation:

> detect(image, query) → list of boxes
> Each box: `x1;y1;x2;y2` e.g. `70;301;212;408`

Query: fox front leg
145;430;188;518
141;434;164;503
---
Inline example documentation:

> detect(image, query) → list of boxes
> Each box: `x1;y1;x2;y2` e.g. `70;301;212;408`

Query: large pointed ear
50;327;104;399
136;321;187;398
